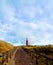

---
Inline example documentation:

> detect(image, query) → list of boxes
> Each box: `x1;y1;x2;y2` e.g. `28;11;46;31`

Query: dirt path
7;47;19;65
7;47;34;65
14;48;34;65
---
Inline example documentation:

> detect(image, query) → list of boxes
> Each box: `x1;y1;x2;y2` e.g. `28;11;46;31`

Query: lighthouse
26;39;28;46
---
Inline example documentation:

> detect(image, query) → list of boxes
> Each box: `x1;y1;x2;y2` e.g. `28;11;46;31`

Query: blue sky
0;0;53;46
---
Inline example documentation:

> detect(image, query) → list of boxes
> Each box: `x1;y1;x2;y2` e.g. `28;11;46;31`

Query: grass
0;40;14;53
22;45;53;65
0;41;53;65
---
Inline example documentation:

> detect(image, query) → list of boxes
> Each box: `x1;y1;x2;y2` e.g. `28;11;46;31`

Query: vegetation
0;41;53;65
0;40;14;53
22;45;53;65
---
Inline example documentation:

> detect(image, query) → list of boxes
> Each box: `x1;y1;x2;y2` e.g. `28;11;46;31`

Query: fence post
6;51;9;63
10;52;11;58
36;52;38;65
1;53;4;65
45;58;49;65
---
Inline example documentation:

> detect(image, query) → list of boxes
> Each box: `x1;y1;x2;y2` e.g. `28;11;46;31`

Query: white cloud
35;5;44;14
2;0;16;22
0;29;6;33
20;4;44;19
17;20;27;26
0;0;53;45
0;23;14;32
40;32;52;45
29;22;38;30
38;21;53;31
44;32;51;38
46;0;53;11
22;7;35;18
40;38;47;45
14;21;36;44
29;35;36;45
13;20;53;45
4;7;15;22
0;37;5;40
20;0;35;5
13;42;23;46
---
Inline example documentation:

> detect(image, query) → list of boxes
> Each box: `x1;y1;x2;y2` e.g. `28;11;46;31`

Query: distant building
26;39;28;46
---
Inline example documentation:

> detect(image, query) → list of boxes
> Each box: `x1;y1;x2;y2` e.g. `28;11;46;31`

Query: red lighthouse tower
26;39;28;46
